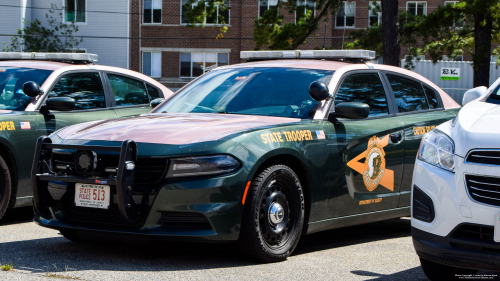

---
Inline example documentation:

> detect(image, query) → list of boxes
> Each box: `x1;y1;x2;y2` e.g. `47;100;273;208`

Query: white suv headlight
418;130;455;172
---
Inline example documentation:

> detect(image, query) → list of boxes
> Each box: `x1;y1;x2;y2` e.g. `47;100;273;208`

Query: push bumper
412;226;500;271
32;137;248;242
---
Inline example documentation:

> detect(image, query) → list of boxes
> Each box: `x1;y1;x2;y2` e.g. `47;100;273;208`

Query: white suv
411;79;500;279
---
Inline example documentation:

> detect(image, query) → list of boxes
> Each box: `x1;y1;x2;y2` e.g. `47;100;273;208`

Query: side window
108;74;150;106
386;74;429;113
146;84;161;99
49;72;105;110
333;73;389;117
423;85;440;109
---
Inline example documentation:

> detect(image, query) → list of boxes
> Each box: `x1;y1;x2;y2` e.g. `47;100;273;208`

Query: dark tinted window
423;85;440;109
158;67;334;119
387;74;428;113
49;72;105;110
333;73;389;117
147;85;161;99
486;84;500;104
0;67;52;111
108;74;149;106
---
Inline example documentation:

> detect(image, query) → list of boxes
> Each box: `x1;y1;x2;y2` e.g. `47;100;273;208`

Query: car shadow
351;268;500;280
0;206;34;226
294;218;412;256
0;215;415;274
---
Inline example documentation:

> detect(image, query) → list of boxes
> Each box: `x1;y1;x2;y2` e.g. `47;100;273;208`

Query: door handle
390;132;402;143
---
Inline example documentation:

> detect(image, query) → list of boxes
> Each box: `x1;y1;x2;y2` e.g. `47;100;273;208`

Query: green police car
32;50;460;262
0;52;171;220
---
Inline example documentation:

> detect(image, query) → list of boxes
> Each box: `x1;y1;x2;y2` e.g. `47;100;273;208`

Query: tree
3;5;82;53
415;0;500;87
185;0;344;50
382;0;400;66
347;1;500;87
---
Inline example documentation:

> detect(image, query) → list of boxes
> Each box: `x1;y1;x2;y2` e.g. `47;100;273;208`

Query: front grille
451;224;495;242
61;202;150;228
58;187;151;228
52;151;167;185
466;150;500;165
161;212;212;229
450;224;500;254
465;175;500;207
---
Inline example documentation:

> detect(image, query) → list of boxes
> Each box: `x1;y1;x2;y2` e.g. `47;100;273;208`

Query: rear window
387;74;429;113
0;67;52;110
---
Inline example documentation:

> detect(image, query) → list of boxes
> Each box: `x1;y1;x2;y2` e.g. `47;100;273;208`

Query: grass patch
1;264;13;271
44;273;80;279
44;265;81;280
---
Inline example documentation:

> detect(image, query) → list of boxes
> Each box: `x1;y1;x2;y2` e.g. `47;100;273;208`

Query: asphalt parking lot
0;207;498;281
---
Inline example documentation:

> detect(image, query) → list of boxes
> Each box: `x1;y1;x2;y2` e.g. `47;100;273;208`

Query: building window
259;0;278;17
404;55;425;61
144;0;162;24
180;52;229;78
336;1;355;28
296;0;315;22
181;0;230;25
142;52;161;77
442;55;463;61
407;2;426;16
64;0;86;23
369;1;381;26
444;1;464;27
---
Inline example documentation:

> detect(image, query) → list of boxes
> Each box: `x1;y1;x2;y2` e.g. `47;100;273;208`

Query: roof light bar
241;50;376;60
0;52;98;62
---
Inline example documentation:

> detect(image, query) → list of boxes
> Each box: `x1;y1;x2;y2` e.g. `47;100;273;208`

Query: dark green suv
0;53;171;219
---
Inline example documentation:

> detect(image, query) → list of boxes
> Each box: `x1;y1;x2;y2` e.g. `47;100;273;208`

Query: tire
420;258;478;281
238;164;305;263
0;155;12;221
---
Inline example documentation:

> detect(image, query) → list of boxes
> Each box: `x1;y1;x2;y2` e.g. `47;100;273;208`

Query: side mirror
309;82;332;101
150;98;165;109
22;81;42;98
43;97;76;112
332;102;370;119
462;86;488;106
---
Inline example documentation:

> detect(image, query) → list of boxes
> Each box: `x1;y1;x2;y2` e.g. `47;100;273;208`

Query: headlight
418;130;455;172
166;155;241;178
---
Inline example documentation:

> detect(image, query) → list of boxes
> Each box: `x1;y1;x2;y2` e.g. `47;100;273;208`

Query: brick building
129;0;461;88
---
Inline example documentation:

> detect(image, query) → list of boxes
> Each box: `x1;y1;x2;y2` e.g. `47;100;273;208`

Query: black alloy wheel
0;155;12;220
238;164;304;263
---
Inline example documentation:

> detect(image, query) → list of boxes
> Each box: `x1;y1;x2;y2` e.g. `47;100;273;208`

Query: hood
452;100;500;156
56;113;299;145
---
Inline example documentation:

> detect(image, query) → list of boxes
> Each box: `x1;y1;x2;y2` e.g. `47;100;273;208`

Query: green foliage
253;0;343;50
344;25;383;59
3;4;82;52
1;263;13;271
182;0;229;38
186;0;344;49
346;0;500;73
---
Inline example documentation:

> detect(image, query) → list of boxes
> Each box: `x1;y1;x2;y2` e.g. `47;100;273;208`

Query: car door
38;71;118;135
382;73;457;207
104;73;159;118
328;71;406;217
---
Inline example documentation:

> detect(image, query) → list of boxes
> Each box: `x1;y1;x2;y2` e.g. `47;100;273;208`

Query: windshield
0;67;53;111
486;83;500;105
157;67;334;119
